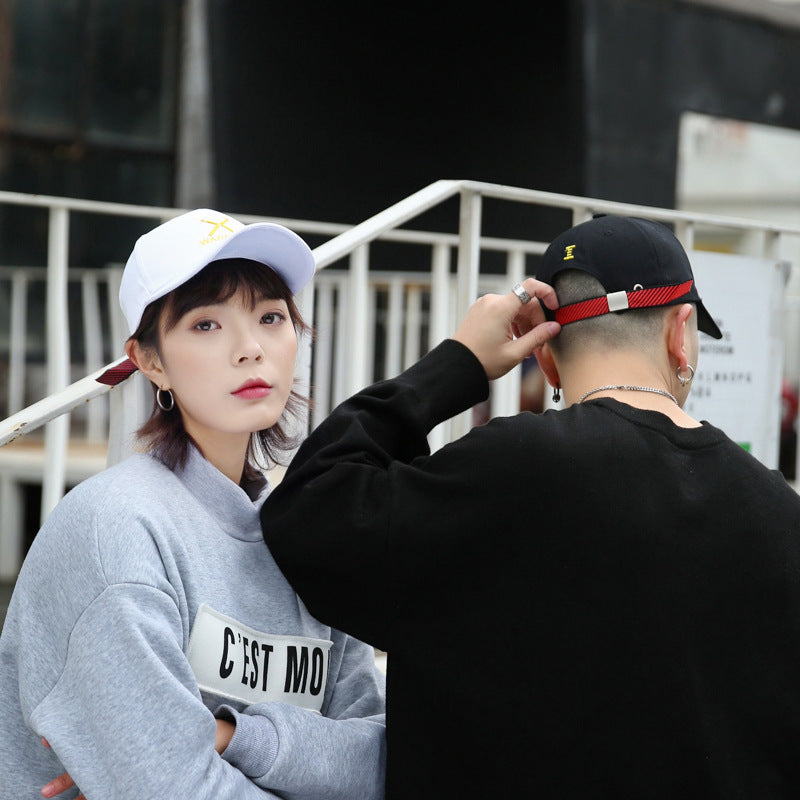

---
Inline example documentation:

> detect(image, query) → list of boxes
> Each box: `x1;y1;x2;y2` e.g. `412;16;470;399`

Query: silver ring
512;283;532;304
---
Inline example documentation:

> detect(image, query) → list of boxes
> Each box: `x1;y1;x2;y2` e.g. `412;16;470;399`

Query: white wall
676;111;800;383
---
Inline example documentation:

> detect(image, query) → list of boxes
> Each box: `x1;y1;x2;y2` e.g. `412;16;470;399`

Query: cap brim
213;223;315;295
696;301;722;339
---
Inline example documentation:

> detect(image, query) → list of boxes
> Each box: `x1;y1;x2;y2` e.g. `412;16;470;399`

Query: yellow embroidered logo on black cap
564;245;576;261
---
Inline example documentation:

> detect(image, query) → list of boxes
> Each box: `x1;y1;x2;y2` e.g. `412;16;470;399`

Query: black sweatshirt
264;339;800;799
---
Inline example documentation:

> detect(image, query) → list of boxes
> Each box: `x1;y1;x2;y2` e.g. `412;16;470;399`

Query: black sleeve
261;339;489;649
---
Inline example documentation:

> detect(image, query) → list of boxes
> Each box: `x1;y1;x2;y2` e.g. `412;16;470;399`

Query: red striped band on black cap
554;280;693;326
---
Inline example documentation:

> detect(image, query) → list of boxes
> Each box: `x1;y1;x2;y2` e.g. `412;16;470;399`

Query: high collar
172;445;271;542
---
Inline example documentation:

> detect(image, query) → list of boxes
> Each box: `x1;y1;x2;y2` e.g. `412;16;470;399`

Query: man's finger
508;278;557;332
510;277;558;311
510;321;561;362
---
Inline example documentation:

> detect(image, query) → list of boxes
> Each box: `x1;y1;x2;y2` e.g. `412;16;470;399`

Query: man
263;215;800;798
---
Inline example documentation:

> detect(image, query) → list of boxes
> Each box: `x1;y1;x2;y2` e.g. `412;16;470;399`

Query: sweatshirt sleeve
262;339;488;648
216;631;386;800
27;583;279;799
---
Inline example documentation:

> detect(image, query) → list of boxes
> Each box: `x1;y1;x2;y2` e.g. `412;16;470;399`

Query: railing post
572;205;593;226
41;206;70;523
348;244;370;394
107;371;149;466
674;219;695;252
0;475;22;580
333;278;349;407
456;190;481;326
366;283;377;386
311;280;334;428
492;249;525;419
453;190;482;438
403;286;422;370
81;272;107;441
385;277;405;379
429;242;451;349
428;242;452;451
8;272;28;415
105;265;127;353
288;280;316;448
764;230;782;261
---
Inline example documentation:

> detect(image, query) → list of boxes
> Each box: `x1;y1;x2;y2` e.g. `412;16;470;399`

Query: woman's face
155;289;298;456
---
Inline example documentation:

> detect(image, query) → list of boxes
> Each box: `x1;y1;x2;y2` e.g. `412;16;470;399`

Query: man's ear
125;339;166;388
667;304;694;371
534;342;561;391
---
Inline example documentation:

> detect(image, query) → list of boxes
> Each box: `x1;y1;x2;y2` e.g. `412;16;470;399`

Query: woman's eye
261;312;284;325
194;320;219;331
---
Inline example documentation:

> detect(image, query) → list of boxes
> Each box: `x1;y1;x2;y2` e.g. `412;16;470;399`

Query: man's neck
562;357;702;428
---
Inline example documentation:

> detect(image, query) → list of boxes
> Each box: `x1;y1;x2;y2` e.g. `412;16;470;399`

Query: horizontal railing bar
4;182;799;265
0;191;182;218
460;179;800;236
0;265;123;280
5;181;800;238
311;180;461;269
312;270;508;287
0;356;131;447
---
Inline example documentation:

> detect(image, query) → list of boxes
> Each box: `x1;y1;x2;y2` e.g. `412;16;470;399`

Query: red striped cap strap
96;358;139;386
554;280;694;326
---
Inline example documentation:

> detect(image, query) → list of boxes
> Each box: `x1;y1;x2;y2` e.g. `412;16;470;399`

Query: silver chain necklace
578;384;679;406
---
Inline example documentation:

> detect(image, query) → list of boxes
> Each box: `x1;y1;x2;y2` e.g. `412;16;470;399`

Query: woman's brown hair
129;258;311;476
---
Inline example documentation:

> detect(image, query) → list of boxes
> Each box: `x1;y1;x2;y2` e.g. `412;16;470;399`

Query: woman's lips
232;379;271;399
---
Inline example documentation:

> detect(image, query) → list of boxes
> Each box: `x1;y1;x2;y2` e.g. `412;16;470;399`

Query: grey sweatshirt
0;447;385;800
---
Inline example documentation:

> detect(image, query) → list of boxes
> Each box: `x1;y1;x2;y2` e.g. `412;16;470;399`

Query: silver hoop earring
156;387;174;411
676;364;695;386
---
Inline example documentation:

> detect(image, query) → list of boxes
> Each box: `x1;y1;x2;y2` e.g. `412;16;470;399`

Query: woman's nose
234;330;264;363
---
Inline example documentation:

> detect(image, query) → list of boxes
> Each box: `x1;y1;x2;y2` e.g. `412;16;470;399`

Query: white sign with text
683;250;787;469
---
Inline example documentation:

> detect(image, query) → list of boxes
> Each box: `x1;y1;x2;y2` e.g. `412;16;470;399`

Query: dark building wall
582;0;800;208
0;0;181;268
208;0;800;229
208;1;584;241
2;1;799;252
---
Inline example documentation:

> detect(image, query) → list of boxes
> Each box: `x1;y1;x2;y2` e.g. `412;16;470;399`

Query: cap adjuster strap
554;280;693;326
606;290;629;313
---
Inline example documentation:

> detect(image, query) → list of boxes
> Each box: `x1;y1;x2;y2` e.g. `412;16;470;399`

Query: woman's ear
126;339;166;388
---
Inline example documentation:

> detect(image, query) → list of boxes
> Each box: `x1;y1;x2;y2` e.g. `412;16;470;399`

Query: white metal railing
1;264;125;437
0;263;515;439
3;179;800;580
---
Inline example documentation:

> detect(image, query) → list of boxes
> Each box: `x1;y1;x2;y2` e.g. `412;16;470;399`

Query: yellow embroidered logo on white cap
200;216;235;245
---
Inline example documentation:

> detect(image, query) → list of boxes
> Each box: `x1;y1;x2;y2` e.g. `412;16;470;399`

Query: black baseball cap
535;214;722;339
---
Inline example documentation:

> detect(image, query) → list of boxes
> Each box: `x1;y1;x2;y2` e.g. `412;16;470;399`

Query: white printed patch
187;604;332;712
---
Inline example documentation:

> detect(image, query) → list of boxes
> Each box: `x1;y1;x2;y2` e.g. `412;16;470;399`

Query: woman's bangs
163;259;291;331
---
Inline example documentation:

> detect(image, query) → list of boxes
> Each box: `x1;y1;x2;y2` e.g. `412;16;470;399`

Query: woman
0;209;385;799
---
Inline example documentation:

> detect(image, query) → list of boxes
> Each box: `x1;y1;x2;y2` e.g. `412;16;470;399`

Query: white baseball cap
119;208;316;334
